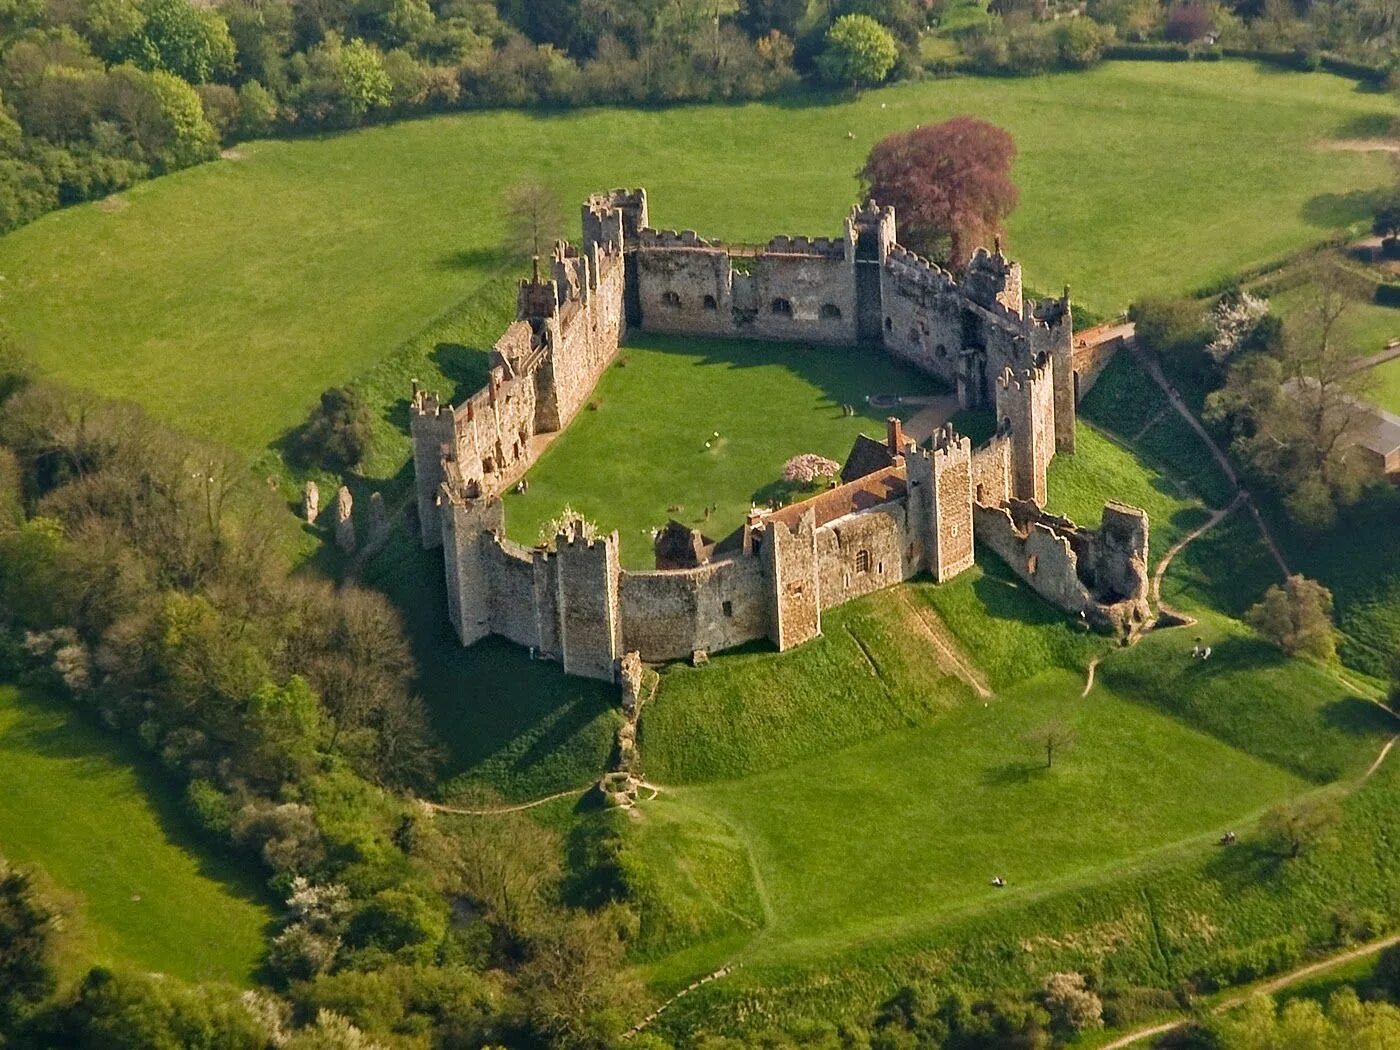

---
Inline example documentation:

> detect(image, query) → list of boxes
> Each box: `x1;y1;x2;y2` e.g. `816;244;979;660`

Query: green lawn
1097;610;1394;783
1272;283;1400;362
642;589;977;784
504;333;939;569
0;686;272;983
670;670;1308;968
0;61;1390;460
1046;422;1211;557
626;427;1393;1006
1077;351;1237;509
1370;355;1400;414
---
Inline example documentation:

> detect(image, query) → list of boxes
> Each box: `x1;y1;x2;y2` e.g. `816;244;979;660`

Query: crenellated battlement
884;244;958;291
929;422;970;463
763;234;849;258
635;228;715;249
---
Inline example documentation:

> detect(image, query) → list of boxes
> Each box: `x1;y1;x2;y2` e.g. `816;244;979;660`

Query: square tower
996;363;1056;506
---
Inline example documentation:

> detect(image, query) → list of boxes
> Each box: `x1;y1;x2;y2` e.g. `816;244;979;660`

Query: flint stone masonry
303;480;319;525
369;491;390;544
973;499;1152;636
411;188;1150;683
334;486;355;553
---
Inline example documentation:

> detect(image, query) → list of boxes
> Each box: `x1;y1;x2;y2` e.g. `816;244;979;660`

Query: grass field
1272;283;1400;362
632;566;1391;995
504;333;940;568
1371;355;1400;414
655;746;1400;1038
623;417;1394;1012
0;61;1391;461
671;670;1308;966
0;686;272;984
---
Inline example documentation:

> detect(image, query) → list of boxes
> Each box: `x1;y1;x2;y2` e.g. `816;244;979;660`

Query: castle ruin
411;189;1150;682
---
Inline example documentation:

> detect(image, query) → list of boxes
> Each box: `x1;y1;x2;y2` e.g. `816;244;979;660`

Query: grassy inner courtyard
503;333;941;568
0;686;272;984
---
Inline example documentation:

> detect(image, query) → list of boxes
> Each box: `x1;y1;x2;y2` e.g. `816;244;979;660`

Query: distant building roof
1359;401;1400;462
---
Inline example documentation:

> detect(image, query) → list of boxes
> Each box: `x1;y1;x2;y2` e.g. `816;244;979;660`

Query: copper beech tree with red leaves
860;116;1019;269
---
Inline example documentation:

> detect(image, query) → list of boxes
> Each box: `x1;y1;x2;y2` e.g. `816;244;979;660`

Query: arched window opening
771;297;793;317
703;294;718;310
661;290;681;308
820;303;842;320
855;549;872;574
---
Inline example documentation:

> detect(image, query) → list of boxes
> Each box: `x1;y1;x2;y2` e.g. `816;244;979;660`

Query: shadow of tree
980;760;1047;787
1201;836;1286;888
1302;188;1386;229
436;246;514;272
751;477;823;508
1334;112;1396;139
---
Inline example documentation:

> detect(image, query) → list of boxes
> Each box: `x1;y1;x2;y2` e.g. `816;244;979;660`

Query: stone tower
1030;290;1076;454
555;526;623;681
441;496;505;645
962;245;1023;315
582;189;648;253
583;188;648;324
996;363;1056;506
847;200;896;345
928;425;975;581
764;509;821;650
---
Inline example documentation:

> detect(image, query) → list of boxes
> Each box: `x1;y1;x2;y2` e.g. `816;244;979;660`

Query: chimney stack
887;416;905;454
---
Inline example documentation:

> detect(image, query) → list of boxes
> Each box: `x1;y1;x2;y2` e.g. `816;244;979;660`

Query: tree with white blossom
1206;291;1271;365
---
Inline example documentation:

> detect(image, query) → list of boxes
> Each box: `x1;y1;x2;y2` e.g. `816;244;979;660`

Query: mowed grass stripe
0;686;273;983
0;62;1391;454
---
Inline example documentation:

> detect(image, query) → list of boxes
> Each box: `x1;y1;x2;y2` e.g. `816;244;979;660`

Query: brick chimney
887;416;905;454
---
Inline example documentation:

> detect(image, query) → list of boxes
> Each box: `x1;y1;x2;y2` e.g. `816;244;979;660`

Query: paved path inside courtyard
900;394;962;443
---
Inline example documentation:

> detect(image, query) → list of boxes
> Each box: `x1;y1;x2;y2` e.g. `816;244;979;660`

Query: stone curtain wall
412;187;1156;683
816;504;911;609
632;232;861;345
620;556;770;660
539;247;628;428
410;243;628;548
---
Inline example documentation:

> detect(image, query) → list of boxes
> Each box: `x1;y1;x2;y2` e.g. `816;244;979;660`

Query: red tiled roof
764;465;907;530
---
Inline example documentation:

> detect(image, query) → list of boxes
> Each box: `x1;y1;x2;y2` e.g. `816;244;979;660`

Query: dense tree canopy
816;13;898;88
1205;264;1376;530
861;116;1019;267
